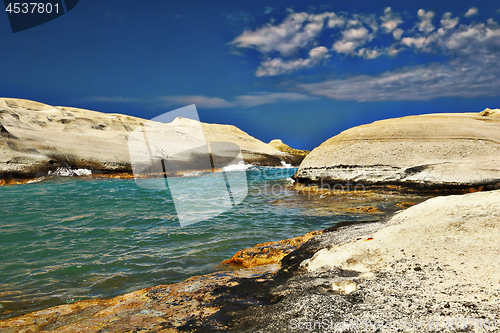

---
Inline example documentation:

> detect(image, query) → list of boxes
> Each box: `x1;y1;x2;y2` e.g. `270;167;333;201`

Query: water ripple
0;168;427;319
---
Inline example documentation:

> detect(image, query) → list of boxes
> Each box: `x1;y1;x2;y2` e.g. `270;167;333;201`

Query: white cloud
357;48;381;59
381;7;403;34
298;19;500;101
158;92;314;108
230;12;339;57
298;54;500;101
440;12;459;30
160;96;235;109
235;92;315;107
333;27;373;54
232;7;500;86
343;26;370;40
264;7;273;15
417;9;435;34
327;14;345;28
256;46;329;76
232;10;388;69
309;46;329;60
401;36;430;49
256;58;310;77
87;96;140;103
443;22;500;54
392;28;404;40
487;18;498;26
465;7;478;18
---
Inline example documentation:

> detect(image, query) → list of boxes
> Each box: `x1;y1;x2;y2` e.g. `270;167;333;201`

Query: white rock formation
0;98;302;178
295;111;500;188
301;189;500;294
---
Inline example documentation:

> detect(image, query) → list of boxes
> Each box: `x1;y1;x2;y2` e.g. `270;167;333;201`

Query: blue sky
1;0;500;149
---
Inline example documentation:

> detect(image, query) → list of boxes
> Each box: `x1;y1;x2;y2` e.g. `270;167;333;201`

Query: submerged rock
0;98;305;182
294;111;500;192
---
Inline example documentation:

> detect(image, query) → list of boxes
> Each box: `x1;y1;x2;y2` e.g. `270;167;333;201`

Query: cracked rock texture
294;110;500;189
0;98;304;181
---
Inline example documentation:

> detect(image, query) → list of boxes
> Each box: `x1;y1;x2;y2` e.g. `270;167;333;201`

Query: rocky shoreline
0;98;305;184
293;110;500;192
1;189;498;332
1;105;499;332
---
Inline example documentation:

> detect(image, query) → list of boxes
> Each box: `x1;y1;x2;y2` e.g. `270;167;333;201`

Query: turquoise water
0;167;426;319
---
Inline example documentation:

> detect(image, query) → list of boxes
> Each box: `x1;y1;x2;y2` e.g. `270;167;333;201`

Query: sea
0;165;428;319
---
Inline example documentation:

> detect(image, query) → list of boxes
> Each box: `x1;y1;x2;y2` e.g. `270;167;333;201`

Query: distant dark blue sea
0;167;426;319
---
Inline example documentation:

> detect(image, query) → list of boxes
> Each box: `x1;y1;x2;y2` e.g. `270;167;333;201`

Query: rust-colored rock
345;206;381;213
395;202;417;209
221;230;324;268
0;265;278;333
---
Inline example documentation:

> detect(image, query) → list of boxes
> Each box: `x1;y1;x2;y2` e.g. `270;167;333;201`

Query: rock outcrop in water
0;98;305;182
294;110;500;192
1;190;498;332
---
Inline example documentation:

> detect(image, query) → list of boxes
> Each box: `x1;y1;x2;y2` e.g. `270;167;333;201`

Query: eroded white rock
301;190;500;293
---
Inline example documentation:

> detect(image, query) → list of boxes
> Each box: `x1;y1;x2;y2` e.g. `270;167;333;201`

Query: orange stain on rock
222;229;325;268
346;206;381;213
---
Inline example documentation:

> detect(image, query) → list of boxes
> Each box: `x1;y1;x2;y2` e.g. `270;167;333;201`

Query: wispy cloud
86;96;140;103
333;26;373;55
299;18;500;101
159;92;314;108
231;7;498;77
264;7;274;15
464;7;478;18
440;12;459;30
380;7;403;35
235;92;315;107
256;46;329;76
299;55;500;101
230;12;344;57
230;8;400;74
160;96;235;109
84;92;315;109
416;9;435;34
230;7;500;102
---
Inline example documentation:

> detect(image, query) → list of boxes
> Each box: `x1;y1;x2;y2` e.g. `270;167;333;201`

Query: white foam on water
27;178;45;184
48;167;92;177
182;171;204;177
280;161;293;168
48;167;73;176
222;161;253;172
74;169;92;176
